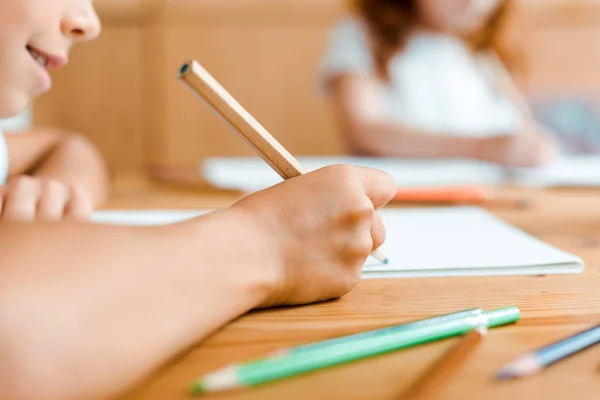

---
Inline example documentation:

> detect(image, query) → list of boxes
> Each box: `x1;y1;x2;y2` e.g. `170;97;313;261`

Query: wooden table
113;173;600;400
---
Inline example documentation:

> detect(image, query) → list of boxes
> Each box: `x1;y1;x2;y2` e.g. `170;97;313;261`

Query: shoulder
329;16;369;41
321;16;374;76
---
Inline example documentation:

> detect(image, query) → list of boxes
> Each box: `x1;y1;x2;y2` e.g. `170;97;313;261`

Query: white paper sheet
364;207;583;278
202;156;504;192
92;207;583;278
91;210;208;226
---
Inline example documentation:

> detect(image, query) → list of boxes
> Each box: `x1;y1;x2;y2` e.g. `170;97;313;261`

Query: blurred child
321;0;558;167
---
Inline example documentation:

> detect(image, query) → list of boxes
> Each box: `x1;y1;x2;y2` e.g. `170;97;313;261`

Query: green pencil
266;308;484;358
190;307;519;394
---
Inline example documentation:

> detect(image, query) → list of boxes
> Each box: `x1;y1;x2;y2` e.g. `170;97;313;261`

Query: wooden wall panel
155;25;342;165
33;27;143;171
510;0;600;94
29;0;600;182
144;0;600;184
144;0;346;183
32;0;144;171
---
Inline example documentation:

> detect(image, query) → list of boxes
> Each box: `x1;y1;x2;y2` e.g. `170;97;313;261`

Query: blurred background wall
30;0;600;184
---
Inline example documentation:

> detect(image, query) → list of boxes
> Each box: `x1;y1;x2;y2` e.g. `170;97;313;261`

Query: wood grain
398;329;484;400
104;173;600;400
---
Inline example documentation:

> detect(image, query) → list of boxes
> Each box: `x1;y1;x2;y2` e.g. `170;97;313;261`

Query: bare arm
327;73;557;166
475;52;550;136
0;165;396;400
0;210;275;400
328;74;484;158
5;128;109;206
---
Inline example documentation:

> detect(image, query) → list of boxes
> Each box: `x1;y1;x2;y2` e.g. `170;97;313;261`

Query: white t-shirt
320;17;521;137
0;131;8;185
0;107;31;132
0;108;31;185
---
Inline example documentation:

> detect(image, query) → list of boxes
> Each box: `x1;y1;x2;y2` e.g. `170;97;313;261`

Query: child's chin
0;93;31;120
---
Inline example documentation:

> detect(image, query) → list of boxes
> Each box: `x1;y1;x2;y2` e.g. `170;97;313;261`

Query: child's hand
230;165;397;308
0;176;93;221
474;131;559;167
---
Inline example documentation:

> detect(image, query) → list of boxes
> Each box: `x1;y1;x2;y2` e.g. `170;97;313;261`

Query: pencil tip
382;257;389;265
179;63;190;77
189;381;204;394
495;369;517;381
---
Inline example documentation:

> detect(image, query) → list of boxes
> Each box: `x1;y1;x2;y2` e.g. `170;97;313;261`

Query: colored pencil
178;60;388;264
393;186;490;203
190;307;519;394
267;308;484;358
496;323;600;380
392;186;530;208
398;328;485;400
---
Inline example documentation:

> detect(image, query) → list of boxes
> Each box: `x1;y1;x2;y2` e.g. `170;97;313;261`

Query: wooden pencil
497;323;600;380
398;328;485;400
177;60;388;264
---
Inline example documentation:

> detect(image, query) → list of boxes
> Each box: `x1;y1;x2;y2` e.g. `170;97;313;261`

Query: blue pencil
496;323;600;379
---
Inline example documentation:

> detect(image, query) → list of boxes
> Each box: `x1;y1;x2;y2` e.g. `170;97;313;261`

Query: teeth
27;47;49;68
36;54;48;67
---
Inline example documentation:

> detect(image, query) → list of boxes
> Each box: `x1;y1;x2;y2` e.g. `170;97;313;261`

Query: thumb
354;167;397;210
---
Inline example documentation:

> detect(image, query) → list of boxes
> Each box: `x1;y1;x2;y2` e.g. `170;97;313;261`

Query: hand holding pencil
230;164;396;307
179;60;390;265
178;60;396;307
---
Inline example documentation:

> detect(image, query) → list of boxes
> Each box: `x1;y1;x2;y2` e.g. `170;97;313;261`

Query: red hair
352;0;515;80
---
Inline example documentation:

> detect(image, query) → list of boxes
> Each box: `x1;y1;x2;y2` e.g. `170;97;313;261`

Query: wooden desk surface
112;173;600;400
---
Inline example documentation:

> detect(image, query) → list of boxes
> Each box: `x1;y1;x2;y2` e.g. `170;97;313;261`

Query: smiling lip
26;45;68;70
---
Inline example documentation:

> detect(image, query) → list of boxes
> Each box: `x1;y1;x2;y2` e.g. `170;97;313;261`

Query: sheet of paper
512;155;600;187
91;210;209;226
364;207;583;277
201;155;600;192
92;207;583;278
201;156;505;192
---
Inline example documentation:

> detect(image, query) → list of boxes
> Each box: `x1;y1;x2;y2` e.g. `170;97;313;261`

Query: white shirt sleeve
0;131;8;185
319;17;375;89
0;107;32;132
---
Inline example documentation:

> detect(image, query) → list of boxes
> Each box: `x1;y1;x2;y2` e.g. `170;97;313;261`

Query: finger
371;211;387;251
354;167;397;210
37;180;69;221
64;184;93;220
2;177;40;221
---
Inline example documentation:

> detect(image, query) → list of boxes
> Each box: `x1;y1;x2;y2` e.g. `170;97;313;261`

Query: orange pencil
393;186;530;208
393;185;490;203
398;328;485;400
